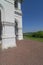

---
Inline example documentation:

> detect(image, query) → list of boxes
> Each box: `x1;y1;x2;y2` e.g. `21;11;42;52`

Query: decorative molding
15;8;22;11
15;11;22;16
4;0;14;4
2;22;15;26
18;27;22;29
2;37;16;39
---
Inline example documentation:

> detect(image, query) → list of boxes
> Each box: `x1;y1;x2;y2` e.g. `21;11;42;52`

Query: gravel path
0;40;43;65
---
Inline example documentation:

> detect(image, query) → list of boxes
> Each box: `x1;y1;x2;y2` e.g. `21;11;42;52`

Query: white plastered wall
15;13;23;40
18;17;23;40
0;0;16;49
15;0;23;40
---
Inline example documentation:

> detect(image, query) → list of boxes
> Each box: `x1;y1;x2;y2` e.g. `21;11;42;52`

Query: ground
0;40;43;65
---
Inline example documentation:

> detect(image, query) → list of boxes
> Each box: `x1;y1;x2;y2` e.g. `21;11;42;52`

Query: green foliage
23;31;43;42
32;31;43;38
23;31;43;38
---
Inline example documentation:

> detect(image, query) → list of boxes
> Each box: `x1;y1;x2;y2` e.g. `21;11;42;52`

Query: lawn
24;35;43;42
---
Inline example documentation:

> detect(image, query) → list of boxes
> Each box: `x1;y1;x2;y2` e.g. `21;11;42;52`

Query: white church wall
2;37;16;49
2;26;15;38
0;0;5;22
15;13;23;40
0;0;16;49
4;1;14;23
5;0;14;4
18;1;21;10
18;17;23;40
0;0;23;49
0;0;5;45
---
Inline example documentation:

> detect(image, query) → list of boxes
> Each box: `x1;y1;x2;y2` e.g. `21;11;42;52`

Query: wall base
18;35;23;40
2;37;16;49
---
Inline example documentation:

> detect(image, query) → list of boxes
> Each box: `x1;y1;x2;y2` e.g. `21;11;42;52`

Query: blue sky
22;0;43;33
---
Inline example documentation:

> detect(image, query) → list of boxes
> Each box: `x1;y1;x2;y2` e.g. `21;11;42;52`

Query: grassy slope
24;35;43;42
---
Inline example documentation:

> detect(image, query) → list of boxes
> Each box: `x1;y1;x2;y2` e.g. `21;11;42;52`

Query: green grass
24;35;43;42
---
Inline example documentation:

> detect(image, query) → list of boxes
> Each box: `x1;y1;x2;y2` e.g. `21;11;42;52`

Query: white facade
0;0;23;49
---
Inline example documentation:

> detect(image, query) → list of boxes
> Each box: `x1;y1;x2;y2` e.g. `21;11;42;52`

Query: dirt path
0;40;43;65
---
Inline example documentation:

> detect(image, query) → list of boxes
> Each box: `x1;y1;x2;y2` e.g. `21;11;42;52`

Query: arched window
15;0;18;8
0;10;2;40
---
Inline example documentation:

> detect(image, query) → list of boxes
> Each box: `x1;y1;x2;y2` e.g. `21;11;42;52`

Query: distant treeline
23;31;43;38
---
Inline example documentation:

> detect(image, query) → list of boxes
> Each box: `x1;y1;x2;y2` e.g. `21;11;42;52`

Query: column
17;17;23;40
18;1;21;10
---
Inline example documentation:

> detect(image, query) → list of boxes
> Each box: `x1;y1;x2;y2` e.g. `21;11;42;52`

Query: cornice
4;0;14;4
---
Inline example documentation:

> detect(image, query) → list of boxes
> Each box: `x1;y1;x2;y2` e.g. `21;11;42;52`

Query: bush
32;31;43;38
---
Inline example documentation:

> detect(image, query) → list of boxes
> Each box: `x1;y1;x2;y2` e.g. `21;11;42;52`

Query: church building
0;0;23;49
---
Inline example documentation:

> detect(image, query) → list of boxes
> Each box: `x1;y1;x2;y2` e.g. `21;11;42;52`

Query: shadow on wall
0;10;2;40
15;20;18;40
